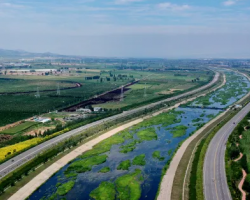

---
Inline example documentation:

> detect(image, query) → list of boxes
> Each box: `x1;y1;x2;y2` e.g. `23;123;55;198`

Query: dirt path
234;153;243;162
8;72;223;200
235;134;247;200
239;169;247;200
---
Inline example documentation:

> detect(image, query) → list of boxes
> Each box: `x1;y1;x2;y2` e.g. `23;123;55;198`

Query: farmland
95;70;213;110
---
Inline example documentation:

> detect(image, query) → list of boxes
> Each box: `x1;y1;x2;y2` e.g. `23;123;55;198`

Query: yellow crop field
0;128;70;162
0;138;43;162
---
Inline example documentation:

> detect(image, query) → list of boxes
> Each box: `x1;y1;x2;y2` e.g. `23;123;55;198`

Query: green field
0;73;131;127
95;70;212;110
0;121;37;135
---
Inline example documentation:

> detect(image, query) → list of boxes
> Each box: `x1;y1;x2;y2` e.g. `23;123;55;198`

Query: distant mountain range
0;48;62;58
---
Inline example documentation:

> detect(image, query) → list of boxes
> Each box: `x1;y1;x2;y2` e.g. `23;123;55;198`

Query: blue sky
0;0;250;58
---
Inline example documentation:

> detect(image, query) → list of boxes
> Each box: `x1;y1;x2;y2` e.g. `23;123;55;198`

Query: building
94;107;102;112
76;108;92;113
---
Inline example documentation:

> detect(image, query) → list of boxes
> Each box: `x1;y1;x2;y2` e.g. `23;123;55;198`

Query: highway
204;102;250;200
0;72;219;180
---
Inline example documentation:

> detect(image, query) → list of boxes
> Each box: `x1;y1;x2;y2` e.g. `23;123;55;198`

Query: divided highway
0;72;219;180
204;102;250;200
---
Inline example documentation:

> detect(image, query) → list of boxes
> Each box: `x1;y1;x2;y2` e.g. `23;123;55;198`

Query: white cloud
223;0;236;6
115;0;143;5
0;2;25;8
157;2;190;11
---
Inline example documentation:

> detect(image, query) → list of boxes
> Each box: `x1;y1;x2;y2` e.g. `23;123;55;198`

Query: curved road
0;72;219;180
204;102;250;200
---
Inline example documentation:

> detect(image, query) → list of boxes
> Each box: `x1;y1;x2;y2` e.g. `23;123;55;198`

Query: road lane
204;102;250;200
0;72;219;180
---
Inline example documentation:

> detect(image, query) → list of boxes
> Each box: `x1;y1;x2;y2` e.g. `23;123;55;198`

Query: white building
94;107;102;112
76;108;92;113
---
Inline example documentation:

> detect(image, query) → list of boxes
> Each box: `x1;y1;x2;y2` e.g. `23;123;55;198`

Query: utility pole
35;87;40;98
144;83;147;98
57;83;60;95
120;86;124;101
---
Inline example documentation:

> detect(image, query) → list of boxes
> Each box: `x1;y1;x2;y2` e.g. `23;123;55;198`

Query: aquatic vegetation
64;172;77;178
66;155;107;173
115;169;143;200
170;125;188;138
137;128;157;141
168;149;173;156
207;114;215;119
152;151;165;161
117;160;131;170
192;118;203;123
99;167;111;173
56;181;75;196
132;154;146;166
120;140;141;153
81;134;125;159
200;113;205;117
90;182;116;200
131;110;183;131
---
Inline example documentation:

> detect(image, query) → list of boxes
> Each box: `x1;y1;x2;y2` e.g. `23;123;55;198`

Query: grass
64;172;77;178
226;113;250;199
132;154;146;166
66;155;107;173
189;140;205;200
0;121;37;135
56;180;75;196
95;70;211;110
80;134;127;159
130;110;183;132
192;118;202;123
0;74;130;127
115;169;143;200
119;140;141;153
152;151;165;161
90;182;116;200
136;128;157;141
99;167;111;173
117;160;131;170
170;125;188;138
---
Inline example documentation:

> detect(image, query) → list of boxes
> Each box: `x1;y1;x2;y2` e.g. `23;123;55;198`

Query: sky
0;0;250;58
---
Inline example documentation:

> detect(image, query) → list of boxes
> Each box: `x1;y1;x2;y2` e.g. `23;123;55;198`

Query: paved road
204;102;250;200
0;72;219;180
